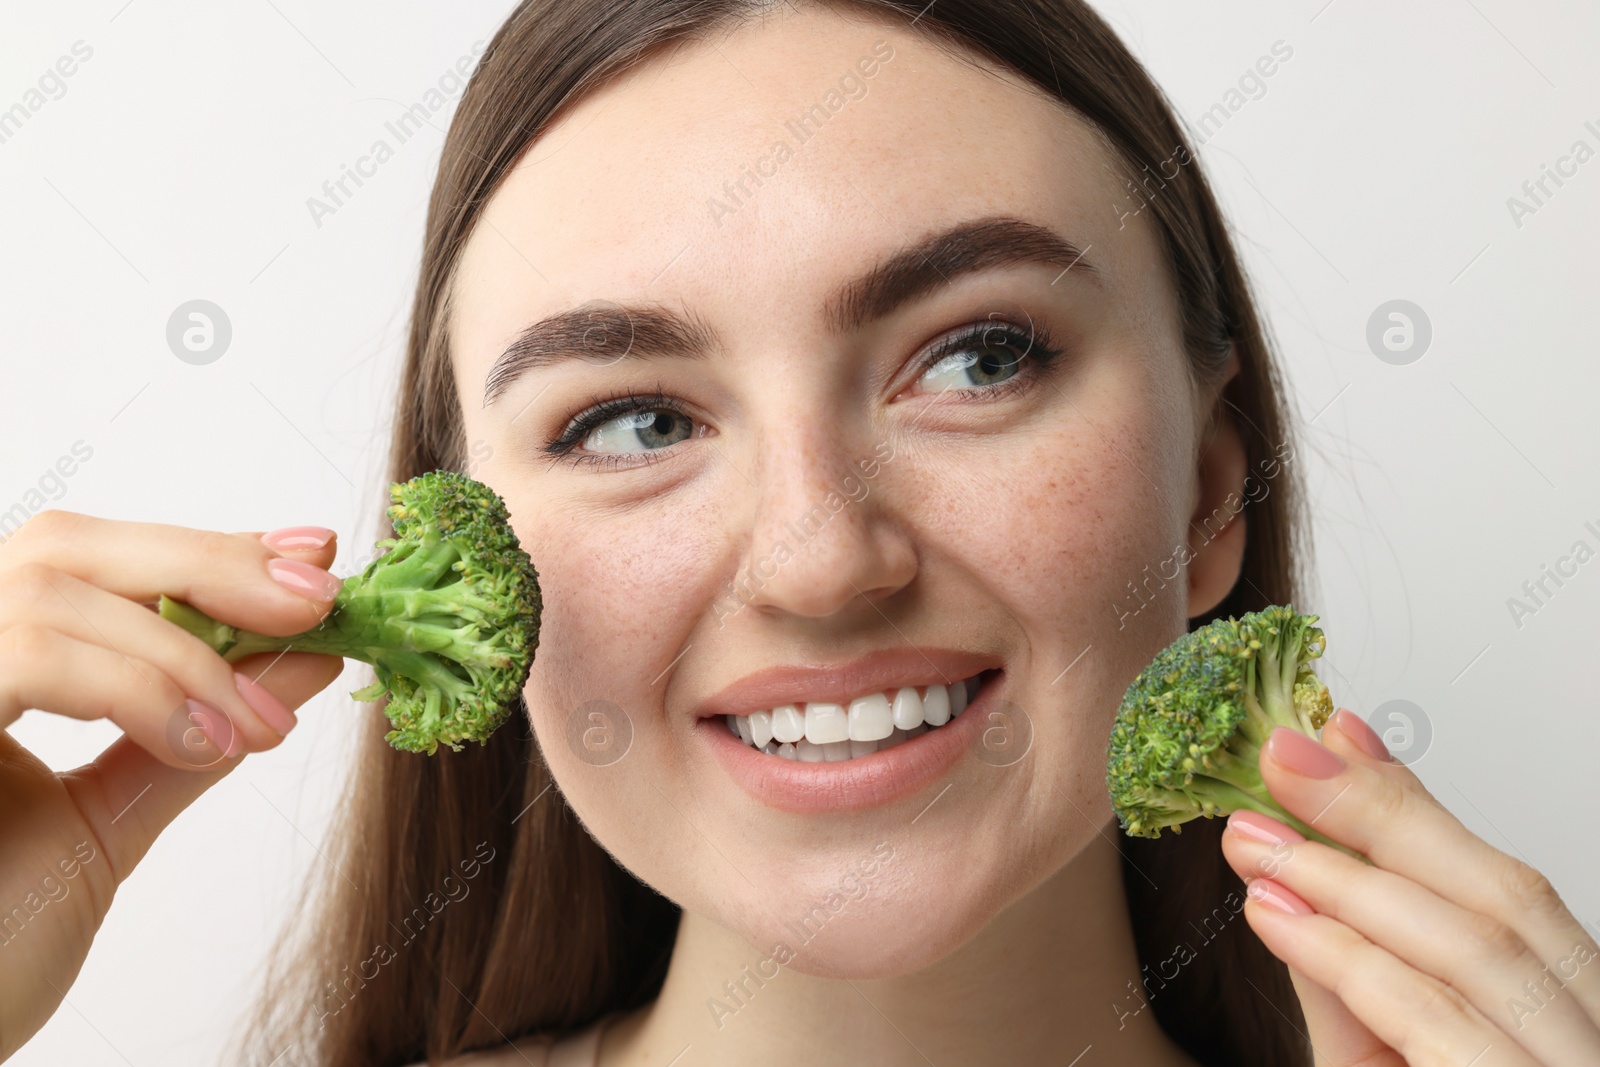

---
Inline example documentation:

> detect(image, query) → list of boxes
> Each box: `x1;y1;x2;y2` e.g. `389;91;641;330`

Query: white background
2;1;1596;1062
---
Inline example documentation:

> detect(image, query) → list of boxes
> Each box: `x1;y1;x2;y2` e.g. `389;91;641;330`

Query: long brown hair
241;2;1312;1063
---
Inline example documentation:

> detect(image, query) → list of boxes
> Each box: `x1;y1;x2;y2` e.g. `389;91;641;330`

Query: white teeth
771;704;805;743
847;692;894;741
722;672;989;761
749;709;774;748
891;686;924;730
804;702;849;745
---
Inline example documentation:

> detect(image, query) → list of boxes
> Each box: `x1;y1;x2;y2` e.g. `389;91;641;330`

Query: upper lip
694;646;1001;719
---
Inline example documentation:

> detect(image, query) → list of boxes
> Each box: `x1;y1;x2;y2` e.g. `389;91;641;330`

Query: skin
3;5;1593;1067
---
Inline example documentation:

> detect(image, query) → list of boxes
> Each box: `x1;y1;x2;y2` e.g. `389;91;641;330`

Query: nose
730;419;916;621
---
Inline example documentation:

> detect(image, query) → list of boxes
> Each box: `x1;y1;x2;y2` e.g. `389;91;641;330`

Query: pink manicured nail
266;558;342;600
1266;726;1345;779
1333;708;1392;762
1246;877;1314;915
234;672;297;736
261;526;335;551
1228;809;1305;847
188;698;240;759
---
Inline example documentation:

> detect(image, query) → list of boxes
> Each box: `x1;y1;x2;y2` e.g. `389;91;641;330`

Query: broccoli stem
1186;775;1356;856
1198;745;1366;860
157;596;240;655
158;574;510;672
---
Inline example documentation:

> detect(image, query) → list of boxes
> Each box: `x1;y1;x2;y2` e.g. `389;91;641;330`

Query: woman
3;1;1595;1064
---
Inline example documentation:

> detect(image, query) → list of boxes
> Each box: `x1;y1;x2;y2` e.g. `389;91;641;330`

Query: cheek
512;491;728;772
918;372;1192;643
511;507;711;888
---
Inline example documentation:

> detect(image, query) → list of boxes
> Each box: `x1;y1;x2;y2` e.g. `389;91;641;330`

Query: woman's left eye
910;320;1060;398
544;319;1061;469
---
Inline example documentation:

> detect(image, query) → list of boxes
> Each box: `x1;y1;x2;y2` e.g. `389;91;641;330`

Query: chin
723;871;1000;980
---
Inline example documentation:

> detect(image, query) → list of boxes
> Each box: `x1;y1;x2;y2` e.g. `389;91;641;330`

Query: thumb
57;650;343;887
1286;964;1403;1067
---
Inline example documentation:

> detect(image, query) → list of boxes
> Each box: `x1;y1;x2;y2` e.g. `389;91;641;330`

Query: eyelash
542;319;1064;469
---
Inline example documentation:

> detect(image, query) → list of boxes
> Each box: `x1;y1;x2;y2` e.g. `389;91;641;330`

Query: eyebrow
482;214;1099;404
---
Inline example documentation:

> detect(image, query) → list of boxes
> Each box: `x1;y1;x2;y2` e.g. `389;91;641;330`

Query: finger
1224;812;1600;1065
1240;886;1543;1067
238;526;340;573
1286;964;1403;1067
56;650;342;888
230;649;345;736
1259;709;1600;1019
0;625;252;767
0;562;298;753
3;511;341;638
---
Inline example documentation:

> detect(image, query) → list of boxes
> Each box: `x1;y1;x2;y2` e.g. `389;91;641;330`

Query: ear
1186;348;1248;619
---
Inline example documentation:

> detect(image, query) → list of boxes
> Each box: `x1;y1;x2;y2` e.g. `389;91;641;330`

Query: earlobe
1186;350;1248;619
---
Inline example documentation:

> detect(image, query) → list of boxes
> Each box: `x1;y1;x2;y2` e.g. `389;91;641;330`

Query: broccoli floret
159;470;541;756
1106;605;1357;856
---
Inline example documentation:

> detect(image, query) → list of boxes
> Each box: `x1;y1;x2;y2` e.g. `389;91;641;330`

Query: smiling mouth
721;669;996;762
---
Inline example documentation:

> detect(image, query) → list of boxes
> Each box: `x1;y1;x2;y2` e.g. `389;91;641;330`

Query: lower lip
697;672;1002;814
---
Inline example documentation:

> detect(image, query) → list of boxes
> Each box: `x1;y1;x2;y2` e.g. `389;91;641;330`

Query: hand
0;511;346;1060
1217;708;1600;1066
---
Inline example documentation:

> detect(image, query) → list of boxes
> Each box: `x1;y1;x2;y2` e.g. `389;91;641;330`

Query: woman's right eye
544;390;699;467
580;409;695;454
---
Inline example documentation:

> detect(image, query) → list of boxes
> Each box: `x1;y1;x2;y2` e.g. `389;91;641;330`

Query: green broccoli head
343;470;542;753
1106;605;1347;851
159;470;541;756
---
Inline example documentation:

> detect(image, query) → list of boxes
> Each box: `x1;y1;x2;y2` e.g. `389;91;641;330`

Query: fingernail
1246;877;1314;915
266;558;343;600
261;526;335;551
1266;726;1345;779
1227;809;1305;846
1333;708;1392;762
234;671;297;737
189;698;241;758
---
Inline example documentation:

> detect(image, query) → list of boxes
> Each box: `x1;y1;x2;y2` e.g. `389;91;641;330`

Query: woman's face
449;5;1238;977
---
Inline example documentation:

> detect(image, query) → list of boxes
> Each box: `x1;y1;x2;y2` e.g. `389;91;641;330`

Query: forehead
452;4;1150;353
